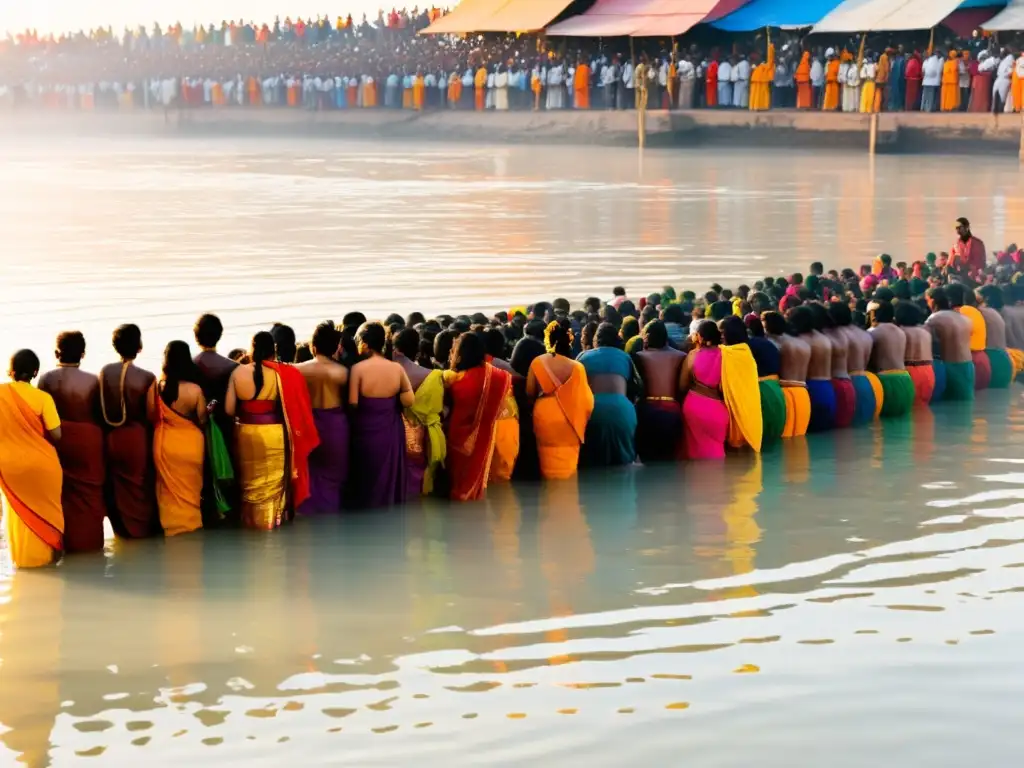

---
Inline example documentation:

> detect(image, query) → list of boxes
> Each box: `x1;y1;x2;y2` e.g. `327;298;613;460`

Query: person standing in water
832;302;881;424
99;324;158;538
926;286;975;401
394;327;445;498
296;322;350;514
869;303;914;418
795;306;836;433
976;286;1015;389
192;313;237;523
38;332;107;553
0;349;64;568
816;303;855;429
895;302;935;405
577;323;639;467
634;320;686;462
948;283;991;390
348;322;415;508
767;310;811;438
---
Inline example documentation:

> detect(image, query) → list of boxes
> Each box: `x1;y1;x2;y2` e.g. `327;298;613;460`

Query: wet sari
530;356;594;480
683;347;728;460
446;364;513;502
236;374;288;529
403;369;446;497
55;420;106;553
299;406;348;515
577;347;637;467
0;383;63;567
151;385;204;536
721;343;763;453
351;396;407;509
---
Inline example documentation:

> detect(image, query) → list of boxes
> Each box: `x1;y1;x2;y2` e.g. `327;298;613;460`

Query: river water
1;138;1024;766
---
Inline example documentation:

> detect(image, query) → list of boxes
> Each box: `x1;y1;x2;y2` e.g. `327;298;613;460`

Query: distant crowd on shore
4;9;1024;114
1;217;1024;570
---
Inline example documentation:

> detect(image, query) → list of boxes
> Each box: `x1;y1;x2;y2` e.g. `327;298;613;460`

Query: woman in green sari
394;329;446;496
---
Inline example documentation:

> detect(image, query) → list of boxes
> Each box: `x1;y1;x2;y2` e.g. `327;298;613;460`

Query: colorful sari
781;381;811;438
721;343;763;452
55;420;106;553
683;347;728;460
403;370;446;497
944;360;976;401
957;306;989;390
446;364;513;501
530;356;594;480
807;379;837;433
878;370;915;418
578;347;637;467
350;396;406;509
152;387;204;537
0;383;63;568
849;371;878;425
906;361;936;405
298;406;348;515
986;349;1013;389
490;390;520;483
264;362;319;510
236;376;288;529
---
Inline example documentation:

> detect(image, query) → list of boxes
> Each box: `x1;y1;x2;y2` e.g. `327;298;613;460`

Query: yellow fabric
721;344;762;452
9;381;60;431
1008;347;1024;377
413;76;425;110
862;370;884;419
531;357;594;480
405;370;447;495
781;383;810;438
749;44;774;112
941;53;960;112
957;305;987;351
823;59;841;110
490;393;520;483
235;422;287;529
153;390;204;537
859;81;876;112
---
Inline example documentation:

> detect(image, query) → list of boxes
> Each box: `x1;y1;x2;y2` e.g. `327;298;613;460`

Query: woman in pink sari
680;321;728;460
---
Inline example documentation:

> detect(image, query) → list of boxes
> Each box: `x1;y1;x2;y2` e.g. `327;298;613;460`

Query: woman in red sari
444;333;512;503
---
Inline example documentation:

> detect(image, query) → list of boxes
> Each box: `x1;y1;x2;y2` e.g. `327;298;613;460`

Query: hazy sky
3;1;392;35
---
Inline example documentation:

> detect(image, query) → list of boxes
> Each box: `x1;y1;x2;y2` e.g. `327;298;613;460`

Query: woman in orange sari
0;350;63;568
149;341;207;537
445;333;512;502
795;51;812;109
527;319;594;480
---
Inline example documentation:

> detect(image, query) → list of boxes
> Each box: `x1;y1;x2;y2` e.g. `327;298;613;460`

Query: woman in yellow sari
396;327;446;497
719;317;763;453
148;341;207;537
527;319;594;480
0;350;63;568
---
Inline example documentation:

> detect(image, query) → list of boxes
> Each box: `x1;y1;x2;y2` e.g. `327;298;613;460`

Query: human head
978;284;1004;310
761;311;787;336
808;302;832;331
433;329;458;367
484;327;507;359
342;312;367;337
748;291;772;314
618;299;637;319
544;318;574;356
744;315;765;337
595;322;622;349
393;327;420;360
642;319;668;350
162;340;195;382
621;316;639;341
661;303;686;325
580;321;599;352
531;301;553;321
583;296;601;314
525;319;546;340
112;323;143;361
55;331;86;365
356;322;387;356
810;261;824;276
894;301;922;327
945;282;967;308
450;331;486;372
271;323;297;363
309;322;340;358
406;311;426;328
786;305;814;335
710;300;732;322
553;298;571;314
8;349;40;383
250;331;276;366
612;286;626;298
696;320;721;347
718;315;748;346
194;313;224;350
600;304;622;329
828;301;853;327
871;301;895;325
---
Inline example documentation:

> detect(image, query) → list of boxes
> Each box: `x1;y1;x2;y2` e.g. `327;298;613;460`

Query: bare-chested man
894;301;935;406
868;302;914;418
99;323;158;538
830;302;880;424
634;320;686;462
798;304;836;433
746;314;786;443
193;313;238;411
348;322;416;508
772;309;811;438
296;322;350;514
926;286;974;401
393;327;445;497
976;286;1014;389
38;331;107;553
816;303;855;429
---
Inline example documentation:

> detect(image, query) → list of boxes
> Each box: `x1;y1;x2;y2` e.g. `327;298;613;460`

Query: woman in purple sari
348;322;415;509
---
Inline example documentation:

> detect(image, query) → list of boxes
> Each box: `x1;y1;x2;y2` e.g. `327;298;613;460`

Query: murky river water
1;139;1024;766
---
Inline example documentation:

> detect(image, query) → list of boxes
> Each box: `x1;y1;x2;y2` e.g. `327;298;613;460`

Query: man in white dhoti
718;57;733;108
732;54;750;108
843;56;860;112
495;65;509;111
921;51;942;112
678;56;696;110
621;59;634;111
546;62;564;110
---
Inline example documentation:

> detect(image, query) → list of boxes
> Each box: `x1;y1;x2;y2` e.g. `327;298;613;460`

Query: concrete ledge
1;108;1021;153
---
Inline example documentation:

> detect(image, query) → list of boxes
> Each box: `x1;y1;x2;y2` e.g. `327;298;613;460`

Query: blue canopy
711;0;848;29
957;0;1006;7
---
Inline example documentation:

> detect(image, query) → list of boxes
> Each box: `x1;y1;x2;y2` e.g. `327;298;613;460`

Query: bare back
1000;307;1024;349
979;306;1007;349
868;324;907;371
805;331;833;380
39;366;101;424
901;327;933;363
150;380;208;427
844;326;874;372
776;335;811;382
635;348;686;398
99;361;156;426
824;328;849;379
297;357;349;409
349;355;414;406
925;310;972;363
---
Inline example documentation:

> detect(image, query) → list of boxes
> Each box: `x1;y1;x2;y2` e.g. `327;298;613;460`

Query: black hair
393;327;420;360
787;306;814;335
112;324;143;360
873;301;895;324
194;314;224;349
618;300;637;319
762;311;787;336
356;322;387;355
661;304;686;325
450;332;486;372
342;312;367;330
471;312;489;325
406;311;426;327
710;300;732;322
880;253;892;266
928;286;951;311
525;319;546;340
745;316;765;337
599;304;621;330
484;327;506;359
531;302;553;321
271;324;297;363
810;261;824;275
978;285;1004;310
553;298;571;313
306;322;337;358
595;322;622;349
583;297;601;313
696;320;721;346
894;301;922;327
612;286;626;297
737;285;751;299
384;313;405;328
9;349;39;382
250;331;276;396
829;302;852;327
643;319;668;350
808;302;832;331
160;340;197;408
433;329;458;368
56;331;86;364
295;345;314;363
719;315;748;346
748;291;772;313
580;321;599;352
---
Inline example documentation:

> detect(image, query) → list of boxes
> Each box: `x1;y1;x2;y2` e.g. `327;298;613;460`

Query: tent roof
423;0;575;32
711;0;848;30
813;0;979;33
422;0;513;33
984;0;1024;28
547;0;718;36
703;0;757;22
942;6;1005;36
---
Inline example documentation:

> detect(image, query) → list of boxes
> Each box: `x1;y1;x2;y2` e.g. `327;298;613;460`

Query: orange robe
874;53;890;112
941;54;960;111
531;71;542;110
475;68;488;110
795;52;812;109
151;388;204;537
364;80;377;107
1012;63;1023;113
0;384;63;568
574;64;590;109
287;83;299;107
212;81;224;106
347;81;358;106
448;75;461;107
413;76;425;110
247;76;260;106
529;356;594;480
823;60;840;110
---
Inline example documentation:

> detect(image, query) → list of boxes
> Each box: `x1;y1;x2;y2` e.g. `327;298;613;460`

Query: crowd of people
4;11;1024;114
1;218;1024;569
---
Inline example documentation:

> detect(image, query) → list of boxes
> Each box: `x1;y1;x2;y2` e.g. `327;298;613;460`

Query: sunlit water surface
1;139;1024;766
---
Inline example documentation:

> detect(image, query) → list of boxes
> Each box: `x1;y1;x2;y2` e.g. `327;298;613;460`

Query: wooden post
869;112;878;155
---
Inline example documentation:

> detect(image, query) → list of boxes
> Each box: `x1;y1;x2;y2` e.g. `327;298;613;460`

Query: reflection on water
2;139;1024;369
1;394;1023;765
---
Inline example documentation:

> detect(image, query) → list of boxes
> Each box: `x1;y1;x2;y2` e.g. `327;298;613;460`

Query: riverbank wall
2;108;1022;154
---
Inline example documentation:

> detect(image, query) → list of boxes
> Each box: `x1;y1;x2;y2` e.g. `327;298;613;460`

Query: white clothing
495;71;509;110
462;70;473;88
622;62;634;89
718;61;732;82
922;56;943;87
810;59;825;87
658;62;669;87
